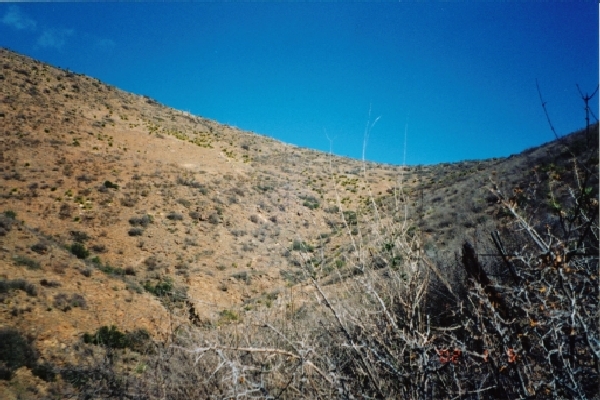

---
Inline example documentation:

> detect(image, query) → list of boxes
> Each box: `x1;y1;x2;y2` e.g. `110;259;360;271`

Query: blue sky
1;3;597;165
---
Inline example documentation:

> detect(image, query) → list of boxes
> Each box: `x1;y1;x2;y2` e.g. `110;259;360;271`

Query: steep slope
0;48;428;375
0;48;597;398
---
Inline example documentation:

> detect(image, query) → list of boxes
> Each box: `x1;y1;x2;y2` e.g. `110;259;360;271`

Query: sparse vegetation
0;49;596;400
291;239;314;252
52;293;87;311
96;262;126;276
300;195;319;210
218;309;238;324
0;279;38;297
12;255;41;270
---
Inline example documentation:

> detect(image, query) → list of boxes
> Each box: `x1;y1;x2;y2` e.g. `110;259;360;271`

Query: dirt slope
0;48;597;398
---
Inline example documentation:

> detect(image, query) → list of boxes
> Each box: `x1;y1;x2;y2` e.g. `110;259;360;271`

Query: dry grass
0;48;597;399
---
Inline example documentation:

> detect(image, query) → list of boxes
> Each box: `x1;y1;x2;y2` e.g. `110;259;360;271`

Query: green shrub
70;242;89;259
83;325;129;349
40;279;61;288
128;227;144;236
3;210;16;219
291;240;314;252
30;242;48;254
83;326;150;352
143;278;173;296
166;212;184;221
128;214;153;227
103;180;119;189
0;328;38;380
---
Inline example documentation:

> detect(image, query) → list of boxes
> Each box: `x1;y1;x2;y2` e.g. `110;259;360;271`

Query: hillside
0;48;597;399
